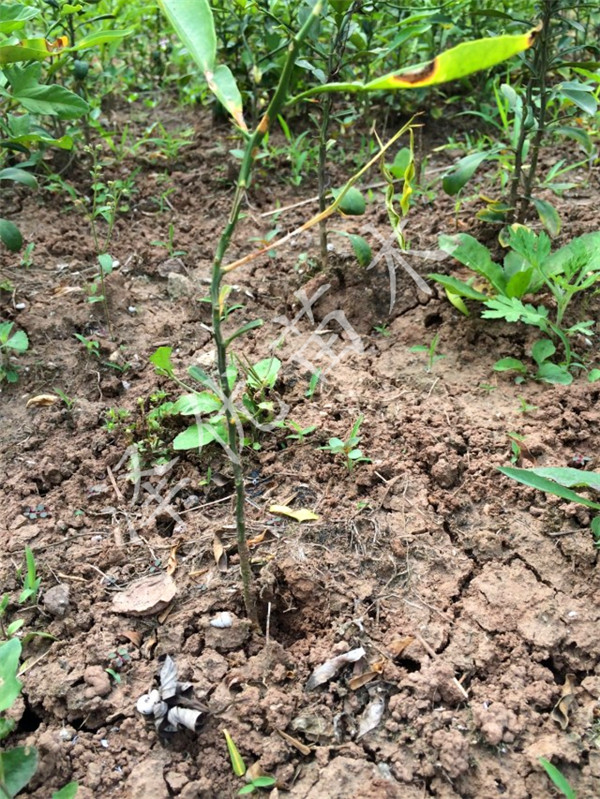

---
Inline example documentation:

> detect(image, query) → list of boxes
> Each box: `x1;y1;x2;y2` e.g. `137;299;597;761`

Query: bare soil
1;102;600;799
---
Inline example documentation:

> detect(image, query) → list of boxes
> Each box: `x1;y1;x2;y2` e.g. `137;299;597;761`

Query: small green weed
410;332;445;372
539;758;576;799
320;415;371;472
0;322;29;383
18;547;41;606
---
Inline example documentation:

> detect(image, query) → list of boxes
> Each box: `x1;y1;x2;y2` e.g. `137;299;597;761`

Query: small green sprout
285;421;317;442
410;332;445;372
18;547;41;605
320;415;371;471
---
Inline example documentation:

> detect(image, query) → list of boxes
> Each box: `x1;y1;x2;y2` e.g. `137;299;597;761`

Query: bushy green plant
429;226;600;382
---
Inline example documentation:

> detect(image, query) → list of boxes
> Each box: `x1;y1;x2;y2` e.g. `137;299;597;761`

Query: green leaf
224;319;263;348
531;339;555;365
588;369;600;383
251;777;277;788
438;233;505;292
498;466;600;510
71;29;133;51
0;638;22;712
0;746;38;797
332;186;366;216
172;422;218;451
528;467;600;492
52;782;79;799
531;197;561;237
427;273;488;301
158;0;215;73
149;346;174;377
334;231;372;266
0;4;40;35
442;150;493;195
172;392;222;416
98;253;113;275
0;167;37;189
6;329;28;353
493;358;527;374
13;82;89;118
0;218;23;251
536;362;572;385
539;758;576;799
558;87;597;115
207;64;246;131
246;358;281;390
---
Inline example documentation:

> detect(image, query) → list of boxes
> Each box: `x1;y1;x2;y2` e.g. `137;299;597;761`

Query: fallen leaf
213;535;228;572
157;602;174;624
387;636;415;657
166;539;182;576
247;530;267;548
269;504;319;523
306;647;366;691
276;728;311;755
551;673;577;730
26;394;59;408
112;573;177;617
348;670;379;690
52;285;82;296
119;630;142;648
357;693;386;739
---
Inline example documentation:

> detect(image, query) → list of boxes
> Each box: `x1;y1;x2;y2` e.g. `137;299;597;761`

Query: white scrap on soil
136;655;205;735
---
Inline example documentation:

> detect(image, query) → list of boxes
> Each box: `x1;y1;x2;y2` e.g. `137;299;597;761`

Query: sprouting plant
74;333;100;358
305;370;321;399
410;332;445;372
499;465;600;547
285;421;317;443
223;728;276;795
18;547;41;605
151;222;186;257
0;322;29;383
103;407;131;432
539;758;576;799
105;647;132;683
507;431;525;465
19;242;35;268
373;323;391;337
517;396;538;414
0;594;24;640
320;415;371;472
54;388;75;411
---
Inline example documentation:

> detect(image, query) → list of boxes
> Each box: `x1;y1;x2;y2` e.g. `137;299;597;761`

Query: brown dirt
1;101;600;799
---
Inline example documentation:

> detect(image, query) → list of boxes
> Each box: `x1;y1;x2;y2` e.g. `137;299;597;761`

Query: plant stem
209;2;323;627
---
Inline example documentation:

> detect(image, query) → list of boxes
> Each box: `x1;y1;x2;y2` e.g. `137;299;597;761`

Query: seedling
539;758;576;799
18;547;41;605
410;332;445;372
151;223;187;258
19;242;35;268
74;334;100;358
285;421;317;443
305;370;321;399
517;396;538;414
320;415;371;471
223;728;276;795
0;322;29;383
373;323;391;337
507;431;525;465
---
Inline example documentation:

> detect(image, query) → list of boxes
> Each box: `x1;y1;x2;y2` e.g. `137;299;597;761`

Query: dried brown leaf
387;636;415;657
348;670;379;691
111;573;177;617
551;673;577;730
119;629;143;648
305;647;366;691
276;728;311;756
213;535;228;572
166;539;182;576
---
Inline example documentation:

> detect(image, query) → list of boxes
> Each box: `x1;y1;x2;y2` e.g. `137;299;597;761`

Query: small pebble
43;583;71;617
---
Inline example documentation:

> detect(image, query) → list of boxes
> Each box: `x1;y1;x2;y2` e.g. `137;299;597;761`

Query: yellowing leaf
268;505;319;522
223;728;246;777
26;394;59;407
